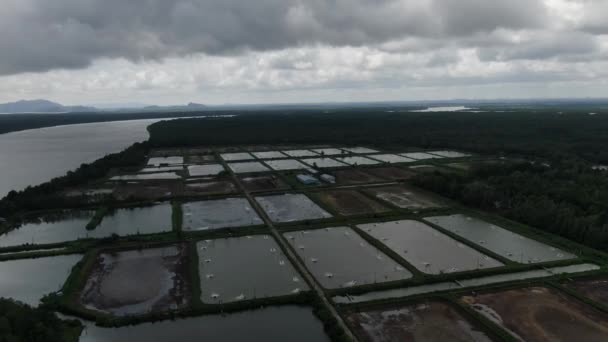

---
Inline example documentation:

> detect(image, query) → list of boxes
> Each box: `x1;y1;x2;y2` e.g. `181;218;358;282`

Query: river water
0;118;167;197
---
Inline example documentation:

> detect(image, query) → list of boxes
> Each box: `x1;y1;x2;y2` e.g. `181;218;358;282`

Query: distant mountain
0;99;95;114
0;99;209;114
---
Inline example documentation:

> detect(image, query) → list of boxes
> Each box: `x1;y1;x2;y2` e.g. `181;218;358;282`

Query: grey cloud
477;32;600;61
0;0;552;75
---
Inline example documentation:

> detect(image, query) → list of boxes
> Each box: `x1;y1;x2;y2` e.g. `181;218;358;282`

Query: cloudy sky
1;0;607;106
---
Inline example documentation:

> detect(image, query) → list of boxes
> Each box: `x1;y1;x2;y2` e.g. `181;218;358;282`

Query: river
0;118;168;197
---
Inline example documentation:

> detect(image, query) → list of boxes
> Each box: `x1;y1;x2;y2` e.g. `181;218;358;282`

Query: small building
320;174;336;184
0;217;6;224
296;174;320;185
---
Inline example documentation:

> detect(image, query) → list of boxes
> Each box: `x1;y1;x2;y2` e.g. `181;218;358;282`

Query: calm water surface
79;305;330;342
0;118;167;197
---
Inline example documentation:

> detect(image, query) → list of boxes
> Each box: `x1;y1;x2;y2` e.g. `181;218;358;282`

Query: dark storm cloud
0;0;555;75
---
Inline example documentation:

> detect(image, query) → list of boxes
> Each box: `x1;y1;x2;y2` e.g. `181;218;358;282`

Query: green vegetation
86;207;109;231
413;160;608;250
148;111;608;163
0;142;149;217
0;298;82;342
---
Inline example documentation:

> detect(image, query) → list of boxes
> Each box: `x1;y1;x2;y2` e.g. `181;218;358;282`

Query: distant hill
0;99;95;114
0;99;210;114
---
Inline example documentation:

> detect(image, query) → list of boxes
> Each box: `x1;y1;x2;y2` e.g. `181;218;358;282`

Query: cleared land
347;301;493;342
462;286;608;342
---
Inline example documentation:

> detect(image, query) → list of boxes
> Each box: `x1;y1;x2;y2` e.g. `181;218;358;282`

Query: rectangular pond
301;157;347;168
110;172;181;181
312;148;347;156
429;151;470;158
342;147;379;154
265;159;310;171
0;210;94;247
80;245;190;316
187;164;225;177
424;214;576;263
252;151;287;159
368;154;416;164
182;198;263;231
140;165;184;173
228;161;270;173
365;186;441;209
347;301;493;342
400;152;442;160
197;235;307;303
240;175;289;192
78;305;330;342
220;152;255;161
335;156;381;166
91;203;173;237
316;190;389;216
285;227;412;288
357;220;503;274
255;194;332;223
147;156;184;166
0;254;82;306
333;263;600;304
283;149;318;157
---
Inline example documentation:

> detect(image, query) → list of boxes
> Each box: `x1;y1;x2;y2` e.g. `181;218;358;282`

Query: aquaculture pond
462;286;608;341
301;157;347;168
139;165;183;173
347;301;493;342
252;151;287;159
333;169;384;185
110;172;181;181
91;204;173;238
182;198;263;231
312;148;347;156
78;306;330;342
400;152;440;160
315;190;389;216
336;156;381;166
187;164;225;177
0;254;82;306
364;167;415;180
365;186;441;209
220;152;255;161
342;147;379;154
0;210;94;247
147;156;184;166
228;161;270;173
265;159;310;171
240;175;289;192
255;194;332;223
285;227;411;288
333;263;600;304
429;151;470;158
424;214;575;263
368;154;415;164
358;220;503;274
197;235;306;303
283;149;318;157
80;245;190;316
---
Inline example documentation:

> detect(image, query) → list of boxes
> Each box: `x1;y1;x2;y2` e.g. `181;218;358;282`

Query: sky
0;0;607;106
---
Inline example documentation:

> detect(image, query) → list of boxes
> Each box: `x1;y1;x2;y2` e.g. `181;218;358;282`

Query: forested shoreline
148;111;608;163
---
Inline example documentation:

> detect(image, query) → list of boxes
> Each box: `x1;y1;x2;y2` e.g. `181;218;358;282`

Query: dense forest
414;160;608;250
0;111;213;135
148;111;608;163
0;299;81;342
